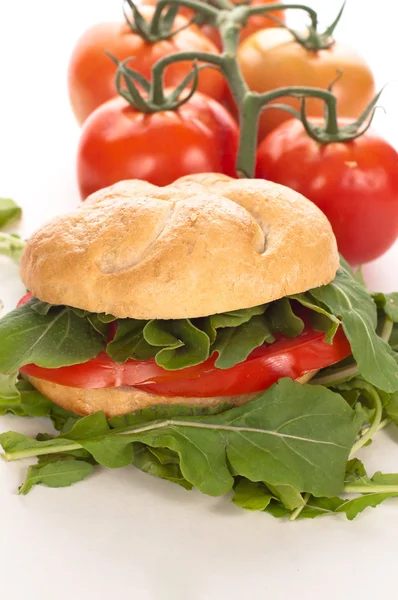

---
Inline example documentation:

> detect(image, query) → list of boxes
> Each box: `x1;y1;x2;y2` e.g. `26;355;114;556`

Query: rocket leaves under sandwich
1;173;398;520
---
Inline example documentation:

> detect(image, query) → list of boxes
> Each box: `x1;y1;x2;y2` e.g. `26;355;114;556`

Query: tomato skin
17;291;33;307
20;326;351;398
237;28;375;140
256;118;398;265
68;7;225;125
77;93;239;199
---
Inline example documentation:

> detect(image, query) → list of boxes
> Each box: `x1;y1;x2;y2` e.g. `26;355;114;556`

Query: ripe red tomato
142;0;286;50
20;327;351;397
68;6;225;125
77;92;239;199
256;118;398;265
238;27;375;140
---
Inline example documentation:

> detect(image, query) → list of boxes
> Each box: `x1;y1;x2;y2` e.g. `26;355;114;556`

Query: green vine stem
114;0;380;178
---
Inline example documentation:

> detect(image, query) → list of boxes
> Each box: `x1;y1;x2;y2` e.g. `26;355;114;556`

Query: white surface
1;1;398;598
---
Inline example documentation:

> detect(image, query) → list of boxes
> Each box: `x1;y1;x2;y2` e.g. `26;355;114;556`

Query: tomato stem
114;0;379;175
150;50;224;106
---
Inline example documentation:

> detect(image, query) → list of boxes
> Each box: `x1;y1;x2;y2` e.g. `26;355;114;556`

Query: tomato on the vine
68;6;225;125
237;27;375;140
77;92;239;199
256;118;398;265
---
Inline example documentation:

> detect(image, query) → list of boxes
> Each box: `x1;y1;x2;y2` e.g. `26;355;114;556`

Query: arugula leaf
232;478;274;511
81;436;135;468
0;232;25;263
344;457;369;483
87;315;109;337
59;412;110;440
149;446;180;465
18;459;94;495
107;403;229;430
2;380;360;498
372;292;398;323
16;380;53;417
0;372;24;416
106;319;157;362
383;391;398;427
265;461;398;520
389;324;398;351
0;198;21;228
30;299;55;316
49;404;79;432
0;373;52;417
266;483;305;510
70;307;89;318
0;299;105;373
291;293;340;343
267;298;304;338
212;314;274;369
232;477;305;512
97;313;117;323
145;319;210;370
0;431;77;457
304;470;398;521
209;305;267;329
310;267;398;393
133;443;192;490
59;415;133;468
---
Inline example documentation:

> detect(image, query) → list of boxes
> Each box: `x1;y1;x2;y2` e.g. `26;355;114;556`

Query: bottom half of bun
28;376;257;418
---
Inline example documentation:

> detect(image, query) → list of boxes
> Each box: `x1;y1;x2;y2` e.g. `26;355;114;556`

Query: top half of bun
20;174;339;319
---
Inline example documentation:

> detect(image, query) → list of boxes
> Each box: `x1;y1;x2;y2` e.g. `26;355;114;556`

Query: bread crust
28;376;256;418
20;174;339;319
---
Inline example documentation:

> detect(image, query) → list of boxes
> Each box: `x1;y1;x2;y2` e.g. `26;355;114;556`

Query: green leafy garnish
267;298;304;338
0;232;25;263
133;443;192;490
144;319;210;369
0;373;52;417
0;379;361;498
309;265;398;392
212;314;273;369
0;198;21;228
0;298;106;373
18;459;94;495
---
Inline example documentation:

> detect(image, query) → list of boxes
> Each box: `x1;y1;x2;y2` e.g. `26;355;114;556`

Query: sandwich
1;173;398;519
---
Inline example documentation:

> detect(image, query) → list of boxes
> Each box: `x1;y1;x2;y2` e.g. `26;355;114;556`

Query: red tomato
237;27;375;140
142;0;286;50
256;118;398;265
77;92;239;199
68;6;225;125
17;291;33;307
20;326;351;398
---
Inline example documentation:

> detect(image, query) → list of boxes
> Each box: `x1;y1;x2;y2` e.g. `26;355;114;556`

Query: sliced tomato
17;291;33;307
20;326;351;398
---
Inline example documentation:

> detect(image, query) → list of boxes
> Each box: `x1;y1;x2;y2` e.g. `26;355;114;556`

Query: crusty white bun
22;173;339;417
20;173;339;320
28;376;256;418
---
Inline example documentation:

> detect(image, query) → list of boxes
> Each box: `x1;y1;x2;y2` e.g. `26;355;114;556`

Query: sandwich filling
1;260;397;399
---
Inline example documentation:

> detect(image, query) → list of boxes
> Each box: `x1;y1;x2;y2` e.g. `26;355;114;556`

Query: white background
1;1;398;598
